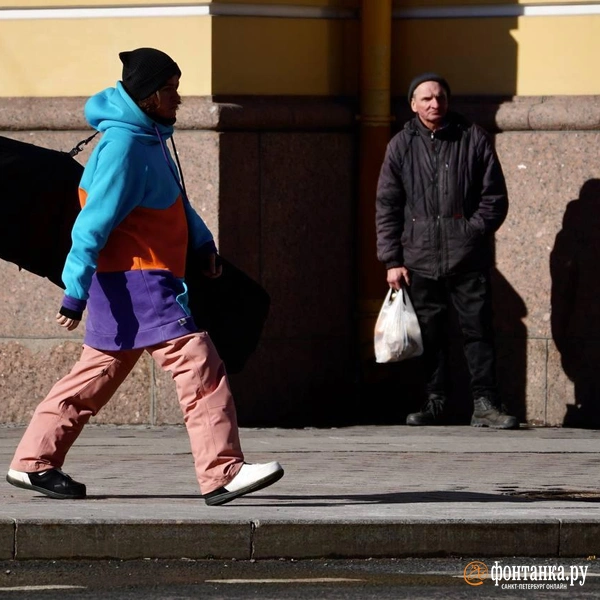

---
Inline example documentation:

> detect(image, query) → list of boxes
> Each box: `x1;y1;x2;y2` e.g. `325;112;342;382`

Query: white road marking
206;577;363;583
0;585;87;591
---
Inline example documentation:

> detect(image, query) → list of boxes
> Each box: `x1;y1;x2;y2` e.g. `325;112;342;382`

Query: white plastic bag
374;287;424;363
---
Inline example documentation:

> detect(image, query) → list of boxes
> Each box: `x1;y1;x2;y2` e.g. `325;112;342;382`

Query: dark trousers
409;270;498;400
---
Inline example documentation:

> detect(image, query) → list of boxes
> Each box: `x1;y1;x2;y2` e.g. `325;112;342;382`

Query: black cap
119;48;181;101
407;72;451;104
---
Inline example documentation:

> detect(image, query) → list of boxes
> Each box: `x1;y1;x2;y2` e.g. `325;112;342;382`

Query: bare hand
202;253;223;279
387;266;410;291
56;313;80;331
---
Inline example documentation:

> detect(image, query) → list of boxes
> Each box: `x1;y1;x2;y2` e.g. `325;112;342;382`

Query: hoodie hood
84;81;173;143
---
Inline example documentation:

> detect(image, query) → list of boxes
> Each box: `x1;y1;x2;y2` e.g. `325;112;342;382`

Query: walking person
376;72;518;429
6;47;284;505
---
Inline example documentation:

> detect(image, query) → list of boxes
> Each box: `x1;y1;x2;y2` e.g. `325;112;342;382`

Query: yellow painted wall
511;17;600;95
1;2;600;97
392;16;600;96
212;17;358;95
393;18;518;96
0;17;211;97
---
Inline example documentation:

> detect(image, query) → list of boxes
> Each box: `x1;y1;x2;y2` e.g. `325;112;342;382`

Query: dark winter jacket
376;112;508;278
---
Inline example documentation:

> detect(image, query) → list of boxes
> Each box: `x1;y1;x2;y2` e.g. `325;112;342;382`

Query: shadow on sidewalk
241;489;600;506
235;490;537;506
61;491;599;504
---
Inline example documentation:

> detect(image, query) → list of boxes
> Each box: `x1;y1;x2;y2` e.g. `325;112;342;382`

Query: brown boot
471;396;519;429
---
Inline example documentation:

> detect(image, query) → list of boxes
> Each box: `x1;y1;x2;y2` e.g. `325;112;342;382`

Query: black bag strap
68;131;99;157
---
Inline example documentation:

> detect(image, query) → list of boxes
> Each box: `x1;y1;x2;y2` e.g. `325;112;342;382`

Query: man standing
375;72;518;429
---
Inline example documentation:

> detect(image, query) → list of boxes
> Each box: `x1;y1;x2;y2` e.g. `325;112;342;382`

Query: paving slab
0;425;598;559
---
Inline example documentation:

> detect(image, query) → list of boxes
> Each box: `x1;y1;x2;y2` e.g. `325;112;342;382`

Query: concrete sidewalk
0;425;599;560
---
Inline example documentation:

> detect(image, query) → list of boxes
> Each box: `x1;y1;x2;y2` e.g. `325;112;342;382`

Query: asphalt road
0;558;598;599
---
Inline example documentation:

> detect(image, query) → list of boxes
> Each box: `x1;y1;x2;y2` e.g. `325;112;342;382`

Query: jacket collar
405;111;470;140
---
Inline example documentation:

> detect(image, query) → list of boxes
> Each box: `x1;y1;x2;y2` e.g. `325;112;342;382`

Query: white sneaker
204;462;284;506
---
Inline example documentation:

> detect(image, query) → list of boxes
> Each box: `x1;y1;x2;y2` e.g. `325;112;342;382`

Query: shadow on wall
550;178;600;428
490;266;528;423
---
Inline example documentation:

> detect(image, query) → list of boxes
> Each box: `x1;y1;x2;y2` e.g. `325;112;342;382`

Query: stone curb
1;520;598;561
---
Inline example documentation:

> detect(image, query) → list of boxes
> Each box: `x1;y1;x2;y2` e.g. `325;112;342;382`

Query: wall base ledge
2;96;599;133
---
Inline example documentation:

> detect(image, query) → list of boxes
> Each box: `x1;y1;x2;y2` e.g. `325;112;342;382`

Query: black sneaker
471;396;519;429
6;468;86;499
204;462;284;506
406;394;446;426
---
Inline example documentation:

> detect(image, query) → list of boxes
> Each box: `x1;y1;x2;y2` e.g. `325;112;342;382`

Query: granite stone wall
0;96;598;427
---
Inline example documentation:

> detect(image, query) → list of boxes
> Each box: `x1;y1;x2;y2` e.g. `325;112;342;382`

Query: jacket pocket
402;218;436;272
444;217;481;249
401;217;430;248
442;217;486;273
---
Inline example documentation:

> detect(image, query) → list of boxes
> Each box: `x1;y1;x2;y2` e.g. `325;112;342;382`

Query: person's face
410;81;448;130
146;75;181;121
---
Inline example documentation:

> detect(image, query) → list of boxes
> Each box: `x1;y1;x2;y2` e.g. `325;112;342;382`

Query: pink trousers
10;332;244;494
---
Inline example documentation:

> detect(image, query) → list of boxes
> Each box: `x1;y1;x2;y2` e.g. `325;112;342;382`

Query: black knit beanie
407;72;451;104
119;48;181;102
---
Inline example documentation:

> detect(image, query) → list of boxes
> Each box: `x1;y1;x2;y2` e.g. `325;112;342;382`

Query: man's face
147;75;181;121
410;81;448;130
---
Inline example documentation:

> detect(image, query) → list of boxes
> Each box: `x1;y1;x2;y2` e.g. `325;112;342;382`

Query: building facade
1;0;599;427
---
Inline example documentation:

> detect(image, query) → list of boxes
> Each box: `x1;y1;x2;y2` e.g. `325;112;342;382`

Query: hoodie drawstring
155;124;189;202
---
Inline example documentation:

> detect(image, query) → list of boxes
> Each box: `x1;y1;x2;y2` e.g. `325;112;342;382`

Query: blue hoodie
61;82;215;350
